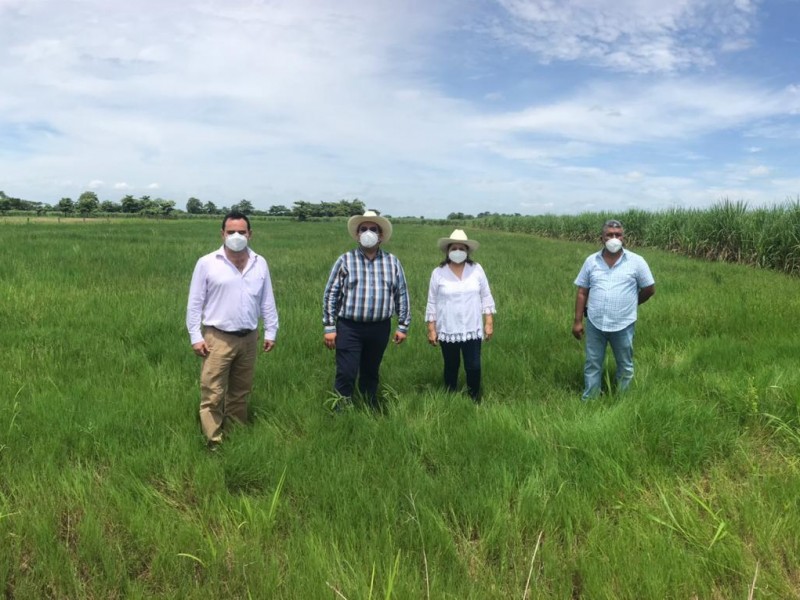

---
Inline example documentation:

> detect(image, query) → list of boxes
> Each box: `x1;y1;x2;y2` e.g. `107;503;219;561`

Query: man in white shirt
572;219;655;400
186;211;279;448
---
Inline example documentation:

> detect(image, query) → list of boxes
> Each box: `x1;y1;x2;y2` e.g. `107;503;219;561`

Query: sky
1;0;799;218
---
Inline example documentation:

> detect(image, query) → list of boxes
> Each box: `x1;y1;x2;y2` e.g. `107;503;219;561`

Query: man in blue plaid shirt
323;210;411;408
572;219;655;400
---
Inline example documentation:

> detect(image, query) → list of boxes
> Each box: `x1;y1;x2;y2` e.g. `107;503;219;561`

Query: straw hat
437;229;479;253
347;210;393;243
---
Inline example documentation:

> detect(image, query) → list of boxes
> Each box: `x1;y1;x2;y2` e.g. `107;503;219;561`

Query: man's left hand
393;331;407;345
263;339;276;352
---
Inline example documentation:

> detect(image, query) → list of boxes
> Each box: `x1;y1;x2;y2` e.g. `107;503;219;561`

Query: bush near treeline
462;199;800;276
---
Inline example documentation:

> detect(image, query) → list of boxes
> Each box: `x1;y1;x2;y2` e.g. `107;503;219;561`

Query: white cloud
493;0;759;73
749;165;770;176
475;77;796;147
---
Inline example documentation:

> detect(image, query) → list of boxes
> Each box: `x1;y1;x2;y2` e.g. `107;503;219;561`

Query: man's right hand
571;322;584;340
192;340;210;357
323;332;336;350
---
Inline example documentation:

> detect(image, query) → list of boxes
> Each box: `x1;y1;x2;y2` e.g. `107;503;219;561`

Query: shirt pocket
245;274;265;298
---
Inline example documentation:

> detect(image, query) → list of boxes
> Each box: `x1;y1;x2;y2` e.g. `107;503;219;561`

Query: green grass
2;218;800;598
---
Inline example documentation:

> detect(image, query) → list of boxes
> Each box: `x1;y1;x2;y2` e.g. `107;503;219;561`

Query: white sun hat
437;229;479;253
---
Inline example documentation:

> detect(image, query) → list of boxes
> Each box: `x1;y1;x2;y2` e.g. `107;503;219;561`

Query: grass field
2;218;800;598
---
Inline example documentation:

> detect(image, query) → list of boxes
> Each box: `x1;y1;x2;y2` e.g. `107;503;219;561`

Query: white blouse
425;262;496;343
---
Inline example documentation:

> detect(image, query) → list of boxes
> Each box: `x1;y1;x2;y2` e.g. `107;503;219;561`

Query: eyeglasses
358;226;379;233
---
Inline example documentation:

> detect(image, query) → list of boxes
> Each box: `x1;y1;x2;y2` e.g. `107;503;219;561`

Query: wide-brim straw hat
438;229;479;253
347;210;393;243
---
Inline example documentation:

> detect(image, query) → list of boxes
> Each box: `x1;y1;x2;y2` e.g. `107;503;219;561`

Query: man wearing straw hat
322;210;411;409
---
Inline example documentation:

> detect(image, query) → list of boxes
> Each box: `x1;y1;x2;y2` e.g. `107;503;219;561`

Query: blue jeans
583;320;635;400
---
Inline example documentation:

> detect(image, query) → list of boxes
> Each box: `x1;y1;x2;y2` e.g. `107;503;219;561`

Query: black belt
209;326;255;337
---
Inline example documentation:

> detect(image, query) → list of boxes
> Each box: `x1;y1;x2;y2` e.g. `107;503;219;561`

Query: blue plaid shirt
574;249;655;332
323;247;411;334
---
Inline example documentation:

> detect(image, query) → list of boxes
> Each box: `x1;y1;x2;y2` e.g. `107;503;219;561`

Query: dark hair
601;219;623;234
439;244;475;267
222;211;251;231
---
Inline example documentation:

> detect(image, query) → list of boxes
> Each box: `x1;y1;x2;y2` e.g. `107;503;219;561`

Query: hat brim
438;238;479;253
348;215;393;243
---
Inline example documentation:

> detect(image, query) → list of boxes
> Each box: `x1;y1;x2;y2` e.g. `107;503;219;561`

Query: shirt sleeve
260;259;279;340
636;257;655;288
322;256;345;333
394;257;411;333
477;265;496;314
186;258;207;345
425;268;439;322
574;256;592;288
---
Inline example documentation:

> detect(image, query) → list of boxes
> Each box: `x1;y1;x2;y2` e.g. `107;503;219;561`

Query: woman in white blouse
425;229;496;402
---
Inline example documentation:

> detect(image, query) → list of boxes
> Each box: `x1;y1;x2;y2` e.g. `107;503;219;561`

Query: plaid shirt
323;247;411;334
574;249;654;332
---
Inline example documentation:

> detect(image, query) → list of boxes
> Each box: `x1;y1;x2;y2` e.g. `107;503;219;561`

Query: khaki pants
199;327;258;442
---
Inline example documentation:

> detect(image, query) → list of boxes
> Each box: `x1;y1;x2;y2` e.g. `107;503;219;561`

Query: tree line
0;190;368;220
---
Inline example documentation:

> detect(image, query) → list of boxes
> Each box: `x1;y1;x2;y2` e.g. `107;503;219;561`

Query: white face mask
225;232;248;252
448;249;468;264
605;238;623;253
359;230;379;248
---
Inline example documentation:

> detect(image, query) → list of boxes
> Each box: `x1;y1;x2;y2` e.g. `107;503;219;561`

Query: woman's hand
484;316;494;341
427;323;438;346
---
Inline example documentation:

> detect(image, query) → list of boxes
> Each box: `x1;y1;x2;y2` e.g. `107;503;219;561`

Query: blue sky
1;0;798;217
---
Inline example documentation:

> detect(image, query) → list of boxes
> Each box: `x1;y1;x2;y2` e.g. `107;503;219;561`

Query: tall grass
472;198;800;275
1;218;800;597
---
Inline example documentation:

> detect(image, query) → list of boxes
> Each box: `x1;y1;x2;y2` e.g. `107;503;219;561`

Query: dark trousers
440;339;482;400
334;318;391;406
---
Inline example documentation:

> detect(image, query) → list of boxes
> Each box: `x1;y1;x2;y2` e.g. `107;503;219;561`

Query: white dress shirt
186;246;279;345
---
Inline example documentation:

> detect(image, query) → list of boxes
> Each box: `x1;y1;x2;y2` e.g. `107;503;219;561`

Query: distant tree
137;196;159;217
341;199;365;216
138;197;174;218
186;197;204;214
77;191;99;216
292;201;314;221
204;201;218;215
232;199;254;215
158;199;176;218
0;196;10;215
121;195;140;213
268;204;291;216
57;197;74;217
100;200;120;213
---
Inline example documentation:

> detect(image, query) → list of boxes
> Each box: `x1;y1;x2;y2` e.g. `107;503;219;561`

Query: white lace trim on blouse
438;330;483;343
